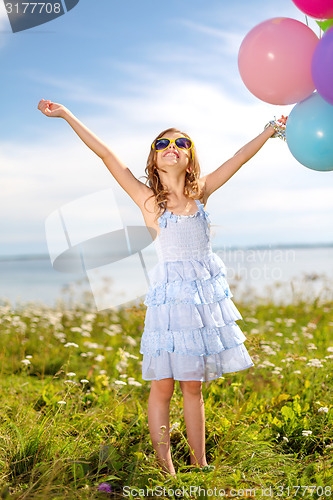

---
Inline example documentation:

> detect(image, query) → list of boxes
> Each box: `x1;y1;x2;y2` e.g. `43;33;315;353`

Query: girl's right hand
37;99;69;118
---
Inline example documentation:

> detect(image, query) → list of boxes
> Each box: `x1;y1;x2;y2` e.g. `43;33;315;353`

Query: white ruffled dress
140;199;254;381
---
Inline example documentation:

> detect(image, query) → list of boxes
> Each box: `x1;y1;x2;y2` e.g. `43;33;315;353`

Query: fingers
277;115;288;125
37;99;52;114
37;99;51;109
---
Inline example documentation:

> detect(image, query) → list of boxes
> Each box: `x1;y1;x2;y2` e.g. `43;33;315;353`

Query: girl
37;99;287;477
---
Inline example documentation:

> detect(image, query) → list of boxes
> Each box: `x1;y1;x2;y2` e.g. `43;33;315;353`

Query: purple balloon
312;27;333;105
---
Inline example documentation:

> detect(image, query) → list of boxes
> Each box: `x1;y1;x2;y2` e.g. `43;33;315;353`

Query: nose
167;141;176;150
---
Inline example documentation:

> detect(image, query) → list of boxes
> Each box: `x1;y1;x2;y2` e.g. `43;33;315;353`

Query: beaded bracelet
264;118;286;142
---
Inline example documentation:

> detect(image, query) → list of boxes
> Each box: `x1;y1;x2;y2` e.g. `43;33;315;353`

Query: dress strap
195;199;211;223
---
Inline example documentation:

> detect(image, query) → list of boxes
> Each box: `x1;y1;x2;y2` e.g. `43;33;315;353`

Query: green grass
0;279;332;499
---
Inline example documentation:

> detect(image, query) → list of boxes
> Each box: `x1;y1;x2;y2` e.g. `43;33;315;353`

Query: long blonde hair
143;128;203;225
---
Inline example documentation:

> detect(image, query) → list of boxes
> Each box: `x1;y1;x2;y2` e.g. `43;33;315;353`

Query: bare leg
147;378;176;476
179;381;208;467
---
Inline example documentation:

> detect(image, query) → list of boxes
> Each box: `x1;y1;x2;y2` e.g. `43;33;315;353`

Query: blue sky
0;0;332;258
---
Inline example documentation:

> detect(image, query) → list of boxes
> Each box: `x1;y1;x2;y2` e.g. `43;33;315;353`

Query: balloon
316;18;333;32
291;0;333;20
286;92;333;171
238;18;318;105
312;27;333;105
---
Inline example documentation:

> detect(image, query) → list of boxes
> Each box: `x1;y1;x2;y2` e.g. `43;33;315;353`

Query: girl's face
155;132;191;170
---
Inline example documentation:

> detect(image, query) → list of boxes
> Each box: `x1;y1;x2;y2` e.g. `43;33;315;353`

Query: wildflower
127;378;142;387
81;323;93;332
107;324;122;335
97;482;112;493
99;369;107;375
80;379;89;384
21;359;31;365
83;341;100;349
70;327;82;333
307;359;324;368
276;332;283;337
283;436;289;442
66;372;76;377
84;313;96;322
94;354;105;362
318;407;329;413
81;331;91;337
169;422;180;433
307;323;317;329
302;430;312;436
307;343;317;350
114;380;127;385
64;380;79;385
327;347;333;352
64;342;79;348
293;371;301;374
326;443;333;448
250;329;259;334
261;360;276;367
261;345;277;355
54;331;66;340
57;401;66;405
125;336;137;346
285;339;294;344
25;355;33;359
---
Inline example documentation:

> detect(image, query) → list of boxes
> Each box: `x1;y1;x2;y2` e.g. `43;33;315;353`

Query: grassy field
0;279;332;499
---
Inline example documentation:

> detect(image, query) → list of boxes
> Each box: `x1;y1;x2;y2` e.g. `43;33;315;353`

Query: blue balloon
286;92;333;171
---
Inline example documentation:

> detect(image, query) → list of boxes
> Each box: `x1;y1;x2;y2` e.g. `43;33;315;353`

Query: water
0;246;332;309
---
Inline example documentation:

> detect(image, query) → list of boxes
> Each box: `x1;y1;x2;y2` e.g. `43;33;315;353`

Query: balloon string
305;14;309;26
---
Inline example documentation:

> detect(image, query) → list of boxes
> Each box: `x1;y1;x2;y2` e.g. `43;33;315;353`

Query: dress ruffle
146;251;226;287
142;346;254;381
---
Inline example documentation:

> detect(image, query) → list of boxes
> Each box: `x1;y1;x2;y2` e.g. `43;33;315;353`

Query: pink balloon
238;18;318;105
291;0;333;20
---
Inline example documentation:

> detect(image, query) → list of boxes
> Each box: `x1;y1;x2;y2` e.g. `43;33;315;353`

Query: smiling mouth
163;151;179;158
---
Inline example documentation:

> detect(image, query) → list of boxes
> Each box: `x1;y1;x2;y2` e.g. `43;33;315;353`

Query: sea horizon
1;241;333;262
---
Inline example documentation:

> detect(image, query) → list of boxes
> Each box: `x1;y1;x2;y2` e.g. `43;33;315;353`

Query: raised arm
37;99;150;207
201;117;287;201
